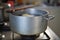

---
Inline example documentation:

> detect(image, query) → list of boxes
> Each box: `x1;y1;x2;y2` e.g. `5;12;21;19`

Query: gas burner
20;35;37;40
0;24;50;40
1;24;60;40
0;30;50;40
11;32;50;40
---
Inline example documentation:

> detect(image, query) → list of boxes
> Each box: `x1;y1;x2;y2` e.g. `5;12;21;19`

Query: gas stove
0;23;60;40
0;31;50;40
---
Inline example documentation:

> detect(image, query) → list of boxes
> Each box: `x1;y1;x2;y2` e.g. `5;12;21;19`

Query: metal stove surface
0;25;50;40
1;31;49;40
0;23;60;40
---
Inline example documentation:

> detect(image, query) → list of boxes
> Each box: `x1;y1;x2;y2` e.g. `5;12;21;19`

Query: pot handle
44;15;55;20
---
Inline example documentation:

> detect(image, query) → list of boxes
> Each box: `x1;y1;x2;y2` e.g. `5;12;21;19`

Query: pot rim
9;8;48;17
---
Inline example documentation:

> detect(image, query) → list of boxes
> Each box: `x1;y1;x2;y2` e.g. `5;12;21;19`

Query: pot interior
11;8;48;16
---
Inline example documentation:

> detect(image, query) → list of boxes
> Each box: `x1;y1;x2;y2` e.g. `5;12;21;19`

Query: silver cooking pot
9;8;54;35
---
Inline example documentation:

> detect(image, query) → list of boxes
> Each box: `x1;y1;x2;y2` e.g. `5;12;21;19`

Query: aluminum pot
9;8;54;35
